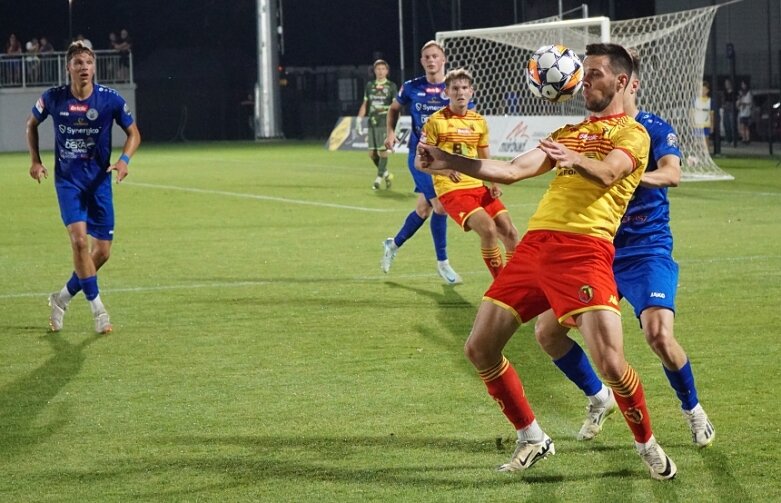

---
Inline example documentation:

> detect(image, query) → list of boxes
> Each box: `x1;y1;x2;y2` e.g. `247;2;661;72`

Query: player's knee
93;247;111;268
594;355;626;382
464;336;495;368
69;233;90;253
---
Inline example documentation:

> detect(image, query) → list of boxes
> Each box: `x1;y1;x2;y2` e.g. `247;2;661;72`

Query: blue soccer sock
79;275;100;301
430;212;448;261
663;359;700;411
553;342;604;397
394;211;426;248
66;272;82;296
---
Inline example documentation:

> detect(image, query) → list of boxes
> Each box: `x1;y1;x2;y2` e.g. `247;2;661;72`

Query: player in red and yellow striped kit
416;69;519;279
418;44;677;481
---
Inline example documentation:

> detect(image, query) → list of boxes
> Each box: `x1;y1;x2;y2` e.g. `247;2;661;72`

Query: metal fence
0;50;133;88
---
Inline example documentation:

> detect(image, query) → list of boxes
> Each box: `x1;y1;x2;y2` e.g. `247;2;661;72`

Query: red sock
479;356;535;430
605;364;654;443
481;246;504;278
505;250;514;263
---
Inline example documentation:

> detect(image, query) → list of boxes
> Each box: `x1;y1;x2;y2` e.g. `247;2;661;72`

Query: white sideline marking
2;255;778;300
124;181;395;213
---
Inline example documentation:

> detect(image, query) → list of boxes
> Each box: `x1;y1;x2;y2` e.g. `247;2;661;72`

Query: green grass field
1;142;780;502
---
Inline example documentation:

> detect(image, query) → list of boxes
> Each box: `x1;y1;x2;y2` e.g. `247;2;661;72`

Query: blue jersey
614;111;681;259
32;84;134;190
395;76;450;146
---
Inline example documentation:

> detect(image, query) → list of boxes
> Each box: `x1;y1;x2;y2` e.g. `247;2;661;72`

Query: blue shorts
406;143;437;200
614;254;678;318
55;178;115;241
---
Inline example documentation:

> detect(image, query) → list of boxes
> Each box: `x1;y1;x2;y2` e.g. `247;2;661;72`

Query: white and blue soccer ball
527;45;584;103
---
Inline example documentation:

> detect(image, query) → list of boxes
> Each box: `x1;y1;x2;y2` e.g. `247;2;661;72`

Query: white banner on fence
326;115;585;157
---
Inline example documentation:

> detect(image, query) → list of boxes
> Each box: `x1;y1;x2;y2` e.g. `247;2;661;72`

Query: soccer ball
527;45;584;103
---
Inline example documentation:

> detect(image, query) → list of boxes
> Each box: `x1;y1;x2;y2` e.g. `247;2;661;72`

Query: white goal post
437;6;733;181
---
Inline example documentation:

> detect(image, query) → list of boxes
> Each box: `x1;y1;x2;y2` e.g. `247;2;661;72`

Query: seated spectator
38;36;55;83
5;33;23;84
25;37;41;83
39;36;54;53
116;28;132;80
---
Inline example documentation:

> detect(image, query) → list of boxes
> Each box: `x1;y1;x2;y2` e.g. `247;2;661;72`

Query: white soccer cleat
499;434;555;472
383;172;394;189
636;437;677;481
683;403;715;447
372;178;381;190
436;261;463;285
48;292;68;332
94;311;113;335
577;388;618;440
381;238;397;273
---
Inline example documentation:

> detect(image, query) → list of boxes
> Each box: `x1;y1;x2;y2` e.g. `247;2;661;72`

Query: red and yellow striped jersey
422;107;489;197
527;113;649;241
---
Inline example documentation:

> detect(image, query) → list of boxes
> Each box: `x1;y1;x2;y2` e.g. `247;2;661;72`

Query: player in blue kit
26;41;141;334
533;51;715;447
381;40;463;285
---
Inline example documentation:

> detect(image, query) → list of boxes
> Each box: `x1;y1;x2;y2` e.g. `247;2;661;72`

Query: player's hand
29;162;48;183
416;143;451;172
489;183;502;198
447;170;461;183
107;160;129;183
538;138;580;168
355;118;365;136
384;132;396;151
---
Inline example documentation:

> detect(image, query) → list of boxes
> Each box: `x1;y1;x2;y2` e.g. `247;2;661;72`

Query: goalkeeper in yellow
356;59;398;190
416;69;519;279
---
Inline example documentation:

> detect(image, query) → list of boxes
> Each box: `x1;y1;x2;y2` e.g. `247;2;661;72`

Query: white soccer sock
89;295;106;316
58;285;74;304
517;420;545;443
635;434;657;452
588;384;611;406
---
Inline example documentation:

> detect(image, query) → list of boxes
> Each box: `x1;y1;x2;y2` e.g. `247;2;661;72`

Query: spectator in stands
39;37;54;53
25;37;41;83
107;32;120;80
737;80;753;144
38;36;55;83
116;28;132;80
5;33;23;84
722;78;737;146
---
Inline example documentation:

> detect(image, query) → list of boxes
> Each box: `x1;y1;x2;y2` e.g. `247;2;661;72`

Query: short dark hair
66;41;94;63
585;43;633;78
444;68;473;87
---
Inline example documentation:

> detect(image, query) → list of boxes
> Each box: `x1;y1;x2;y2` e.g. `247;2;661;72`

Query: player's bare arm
418;142;551;184
26;114;48;183
384;100;402;150
640;153;681;188
108;123;141;183
539;138;634;187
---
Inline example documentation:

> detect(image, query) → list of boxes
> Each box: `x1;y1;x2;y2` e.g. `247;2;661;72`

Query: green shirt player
357;59;398;190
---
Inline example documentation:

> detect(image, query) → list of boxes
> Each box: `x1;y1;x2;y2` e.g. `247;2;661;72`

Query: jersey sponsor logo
59;112;70;117
123;103;132;115
578;285;594;303
69;103;89;113
425;87;441;94
86;108;99;120
578;133;602;141
456;128;474;134
35;98;45;113
650;291;666;299
666;133;678;148
417;92;426;97
414;103;443;113
60;125;101;135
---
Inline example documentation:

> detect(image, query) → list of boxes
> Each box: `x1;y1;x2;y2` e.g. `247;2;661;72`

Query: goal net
437;6;732;181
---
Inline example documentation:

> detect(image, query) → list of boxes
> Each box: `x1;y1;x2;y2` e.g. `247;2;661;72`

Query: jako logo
650;292;666;299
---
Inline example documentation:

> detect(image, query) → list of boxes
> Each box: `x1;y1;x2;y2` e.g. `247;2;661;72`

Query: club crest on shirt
666;133;678;148
87;108;99;120
578;285;594;303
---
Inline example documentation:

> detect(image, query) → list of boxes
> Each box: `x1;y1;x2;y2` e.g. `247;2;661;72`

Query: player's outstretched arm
539;138;633;187
640;154;681;188
26;114;48;183
384;100;402;150
108;123;141;183
418;143;551;184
